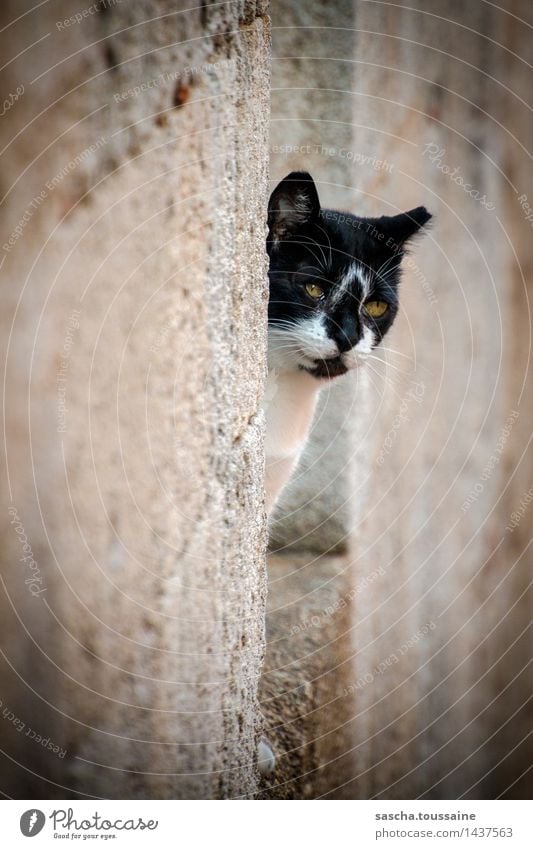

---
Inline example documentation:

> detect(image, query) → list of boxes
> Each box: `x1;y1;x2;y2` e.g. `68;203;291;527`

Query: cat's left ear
267;171;321;246
378;206;432;251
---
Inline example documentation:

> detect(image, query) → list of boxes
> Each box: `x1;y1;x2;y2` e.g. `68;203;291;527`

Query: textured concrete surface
0;0;270;798
258;553;359;799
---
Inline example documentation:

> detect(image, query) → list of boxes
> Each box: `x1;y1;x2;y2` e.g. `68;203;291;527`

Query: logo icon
20;810;45;837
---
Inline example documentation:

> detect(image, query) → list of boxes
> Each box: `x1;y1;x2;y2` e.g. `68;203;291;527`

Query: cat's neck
262;367;322;514
263;367;321;458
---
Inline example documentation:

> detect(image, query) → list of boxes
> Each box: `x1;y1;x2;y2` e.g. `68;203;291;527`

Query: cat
263;171;431;515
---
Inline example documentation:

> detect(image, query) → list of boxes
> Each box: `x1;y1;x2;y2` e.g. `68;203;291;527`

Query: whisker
269;343;302;353
375;252;401;281
365;354;413;376
291;234;327;272
377;346;433;377
314;223;333;270
366;360;404;401
269;320;301;329
378;345;415;362
364;365;387;401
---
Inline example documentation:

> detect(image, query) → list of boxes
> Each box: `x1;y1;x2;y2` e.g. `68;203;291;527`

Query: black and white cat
263;171;431;514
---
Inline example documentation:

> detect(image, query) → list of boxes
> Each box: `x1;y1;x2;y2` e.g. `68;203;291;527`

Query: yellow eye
305;282;324;300
364;300;389;318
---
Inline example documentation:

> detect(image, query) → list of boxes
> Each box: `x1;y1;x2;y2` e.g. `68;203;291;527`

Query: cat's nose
328;314;360;354
335;334;358;354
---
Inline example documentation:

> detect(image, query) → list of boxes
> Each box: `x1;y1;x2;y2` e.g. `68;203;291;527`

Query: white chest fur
262;368;321;514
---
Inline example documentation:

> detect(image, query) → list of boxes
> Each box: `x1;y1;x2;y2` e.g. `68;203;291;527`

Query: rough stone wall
0;0;270;799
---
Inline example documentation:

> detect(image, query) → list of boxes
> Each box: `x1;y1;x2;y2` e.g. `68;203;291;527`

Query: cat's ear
268;172;321;245
378;206;432;251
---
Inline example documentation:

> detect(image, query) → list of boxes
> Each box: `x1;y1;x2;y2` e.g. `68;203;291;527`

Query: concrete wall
0;0;270;799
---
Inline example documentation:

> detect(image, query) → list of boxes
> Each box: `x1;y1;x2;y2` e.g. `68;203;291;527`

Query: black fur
267;172;431;378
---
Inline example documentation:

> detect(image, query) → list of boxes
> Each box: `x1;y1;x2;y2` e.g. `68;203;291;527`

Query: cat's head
267;171;431;379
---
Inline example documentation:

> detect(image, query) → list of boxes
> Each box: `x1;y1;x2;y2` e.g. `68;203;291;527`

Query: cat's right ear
267;171;320;247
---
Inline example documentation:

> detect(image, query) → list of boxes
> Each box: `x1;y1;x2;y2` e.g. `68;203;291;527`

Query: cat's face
267;172;431;379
